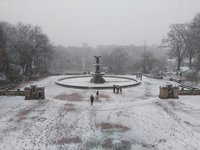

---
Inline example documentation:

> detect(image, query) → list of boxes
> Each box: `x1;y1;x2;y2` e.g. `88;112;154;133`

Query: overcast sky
0;0;200;47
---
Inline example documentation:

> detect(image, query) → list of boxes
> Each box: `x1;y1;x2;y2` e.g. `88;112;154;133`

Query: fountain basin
55;75;141;89
90;73;105;83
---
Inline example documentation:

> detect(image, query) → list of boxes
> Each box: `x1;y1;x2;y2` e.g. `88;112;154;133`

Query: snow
180;67;190;72
0;73;7;81
0;75;200;149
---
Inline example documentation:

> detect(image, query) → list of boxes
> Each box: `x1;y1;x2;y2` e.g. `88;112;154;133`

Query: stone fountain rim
90;72;105;75
55;75;141;89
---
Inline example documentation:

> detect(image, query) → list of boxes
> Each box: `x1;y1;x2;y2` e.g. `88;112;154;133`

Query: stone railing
159;85;179;99
0;85;45;100
179;89;200;95
0;90;24;96
144;74;163;79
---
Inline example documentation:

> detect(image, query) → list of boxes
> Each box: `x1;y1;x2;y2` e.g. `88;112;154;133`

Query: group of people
113;85;122;94
90;90;99;106
136;74;143;80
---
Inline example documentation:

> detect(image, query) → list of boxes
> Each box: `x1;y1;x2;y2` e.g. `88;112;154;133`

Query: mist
1;0;200;47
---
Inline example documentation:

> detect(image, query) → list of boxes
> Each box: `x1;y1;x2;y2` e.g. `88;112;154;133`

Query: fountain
55;56;141;89
90;56;105;83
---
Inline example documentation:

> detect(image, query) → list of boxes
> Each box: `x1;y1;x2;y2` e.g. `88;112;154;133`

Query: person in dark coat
113;85;116;93
120;87;122;93
90;95;94;106
96;90;99;100
116;85;119;94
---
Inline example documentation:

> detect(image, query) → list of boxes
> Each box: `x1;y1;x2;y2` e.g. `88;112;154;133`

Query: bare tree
1;22;53;78
191;12;200;71
0;24;9;73
140;49;164;74
184;25;196;68
162;24;188;71
108;47;128;74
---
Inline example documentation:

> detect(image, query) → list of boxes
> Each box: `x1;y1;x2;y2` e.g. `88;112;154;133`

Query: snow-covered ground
0;75;200;150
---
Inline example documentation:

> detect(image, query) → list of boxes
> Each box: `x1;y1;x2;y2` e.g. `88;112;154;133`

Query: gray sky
0;0;200;47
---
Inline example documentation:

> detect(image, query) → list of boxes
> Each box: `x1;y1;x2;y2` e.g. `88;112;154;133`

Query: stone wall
144;74;163;79
179;89;200;95
0;85;45;99
0;90;24;96
159;85;179;99
24;86;45;100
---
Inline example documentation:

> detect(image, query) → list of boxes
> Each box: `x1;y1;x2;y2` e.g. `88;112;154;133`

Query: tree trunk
177;58;181;71
28;59;33;79
23;63;26;75
189;56;192;68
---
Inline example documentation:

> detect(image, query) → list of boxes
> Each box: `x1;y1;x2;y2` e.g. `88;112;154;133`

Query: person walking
120;87;122;93
116;85;119;94
113;85;116;93
90;95;94;106
96;90;99;100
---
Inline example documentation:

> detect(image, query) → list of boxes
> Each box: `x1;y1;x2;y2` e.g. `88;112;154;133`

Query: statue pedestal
90;56;105;83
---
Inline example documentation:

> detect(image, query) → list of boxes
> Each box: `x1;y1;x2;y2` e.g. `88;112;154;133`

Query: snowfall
0;75;200;150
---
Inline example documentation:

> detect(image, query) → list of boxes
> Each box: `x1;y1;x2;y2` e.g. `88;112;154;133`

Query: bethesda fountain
55;56;140;89
90;56;105;83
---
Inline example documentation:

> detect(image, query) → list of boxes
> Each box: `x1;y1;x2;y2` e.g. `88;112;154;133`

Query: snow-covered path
0;75;200;150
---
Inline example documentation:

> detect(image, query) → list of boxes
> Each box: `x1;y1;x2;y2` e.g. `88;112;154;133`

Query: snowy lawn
0;75;200;150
